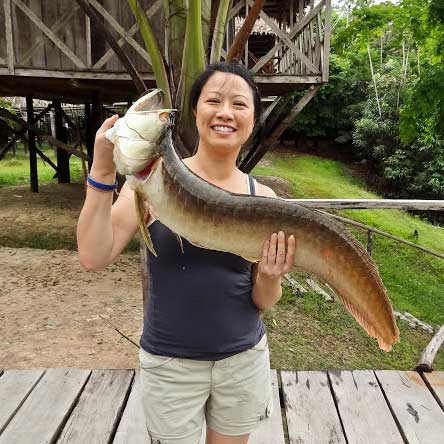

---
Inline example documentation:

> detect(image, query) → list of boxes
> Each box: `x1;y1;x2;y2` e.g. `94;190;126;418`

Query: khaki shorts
139;334;273;444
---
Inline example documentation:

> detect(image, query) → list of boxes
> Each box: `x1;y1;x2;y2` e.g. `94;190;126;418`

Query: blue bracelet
87;174;118;191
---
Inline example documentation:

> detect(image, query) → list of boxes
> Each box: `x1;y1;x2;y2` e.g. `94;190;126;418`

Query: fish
107;89;400;352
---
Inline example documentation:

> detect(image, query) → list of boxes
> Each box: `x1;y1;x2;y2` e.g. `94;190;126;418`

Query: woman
77;63;295;444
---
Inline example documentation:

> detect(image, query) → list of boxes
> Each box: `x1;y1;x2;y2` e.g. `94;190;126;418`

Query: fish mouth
131;89;164;112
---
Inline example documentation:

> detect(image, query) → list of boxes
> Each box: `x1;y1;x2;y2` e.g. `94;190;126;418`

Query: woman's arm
251;184;296;311
76;116;141;271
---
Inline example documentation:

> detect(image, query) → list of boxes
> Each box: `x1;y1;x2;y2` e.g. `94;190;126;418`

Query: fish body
111;90;400;352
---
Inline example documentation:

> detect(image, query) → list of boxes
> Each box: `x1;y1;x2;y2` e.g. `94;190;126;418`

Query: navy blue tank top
140;175;265;360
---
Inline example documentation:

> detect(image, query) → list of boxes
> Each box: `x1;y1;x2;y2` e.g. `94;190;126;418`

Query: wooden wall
0;0;163;74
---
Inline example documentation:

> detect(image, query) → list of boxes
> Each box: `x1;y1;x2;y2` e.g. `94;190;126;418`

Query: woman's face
194;71;255;155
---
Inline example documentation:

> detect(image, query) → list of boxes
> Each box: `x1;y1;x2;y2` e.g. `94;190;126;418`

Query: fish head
106;89;176;176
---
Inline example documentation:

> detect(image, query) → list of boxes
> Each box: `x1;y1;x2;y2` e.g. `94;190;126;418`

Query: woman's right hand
90;114;120;179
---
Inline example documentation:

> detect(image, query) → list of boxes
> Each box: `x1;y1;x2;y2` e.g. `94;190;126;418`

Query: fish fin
134;191;158;257
187;238;257;262
186;238;211;250
174;234;184;254
240;256;259;263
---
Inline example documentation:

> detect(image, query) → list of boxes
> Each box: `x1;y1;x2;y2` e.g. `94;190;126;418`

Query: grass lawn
253;152;444;370
0;144;85;187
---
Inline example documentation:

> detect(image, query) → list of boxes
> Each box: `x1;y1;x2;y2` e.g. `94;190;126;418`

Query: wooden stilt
90;91;104;161
84;103;94;170
54;100;70;183
25;96;38;193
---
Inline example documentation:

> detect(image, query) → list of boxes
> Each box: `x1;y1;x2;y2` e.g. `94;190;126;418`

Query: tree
127;0;267;153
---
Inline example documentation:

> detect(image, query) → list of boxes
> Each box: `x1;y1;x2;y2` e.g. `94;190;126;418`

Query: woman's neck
184;143;241;184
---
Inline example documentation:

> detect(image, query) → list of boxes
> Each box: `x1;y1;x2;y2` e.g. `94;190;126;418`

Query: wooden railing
225;0;331;81
285;198;444;257
0;0;159;77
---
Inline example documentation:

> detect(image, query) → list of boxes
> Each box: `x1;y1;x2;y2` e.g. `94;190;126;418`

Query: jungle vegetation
287;0;444;205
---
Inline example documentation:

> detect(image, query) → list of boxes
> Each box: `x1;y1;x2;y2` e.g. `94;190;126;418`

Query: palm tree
128;0;267;154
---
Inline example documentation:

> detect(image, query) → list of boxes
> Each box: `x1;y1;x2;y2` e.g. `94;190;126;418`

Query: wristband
87;174;118;191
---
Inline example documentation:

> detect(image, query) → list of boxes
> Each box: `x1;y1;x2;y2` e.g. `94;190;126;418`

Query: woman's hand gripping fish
106;89;400;352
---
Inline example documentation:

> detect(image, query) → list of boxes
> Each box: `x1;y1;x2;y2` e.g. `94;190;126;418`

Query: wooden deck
0;369;443;443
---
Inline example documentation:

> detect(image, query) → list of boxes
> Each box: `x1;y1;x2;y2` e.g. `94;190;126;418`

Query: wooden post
367;230;373;256
84;103;94;170
85;91;104;170
25;96;38;193
91;91;104;136
322;0;331;82
53;100;70;183
4;0;14;75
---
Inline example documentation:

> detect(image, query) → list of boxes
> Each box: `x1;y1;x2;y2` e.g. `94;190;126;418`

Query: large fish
107;89;400;352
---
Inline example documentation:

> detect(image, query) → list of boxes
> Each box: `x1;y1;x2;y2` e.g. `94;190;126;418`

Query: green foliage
287;54;367;138
0;144;84;187
400;64;444;144
429;0;444;25
291;0;444;203
333;3;398;53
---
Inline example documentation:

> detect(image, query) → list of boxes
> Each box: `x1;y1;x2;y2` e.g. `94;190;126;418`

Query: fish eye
159;112;169;122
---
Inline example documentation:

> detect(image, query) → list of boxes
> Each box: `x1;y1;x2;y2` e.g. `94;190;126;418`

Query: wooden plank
4;0;14;74
228;1;244;21
113;371;150;444
422;371;444;411
266;84;320;146
416;326;444;372
12;0;86;68
26;95;39;192
251;75;322;84
40;0;61;70
284;273;308;295
0;66;155;80
57;369;134;444
86;15;92;68
19;5;79;66
249;370;285;444
246;0;318;74
281;370;346;443
92;0;161;70
0;368;90;444
89;0;151;66
251;0;325;73
28;0;45;67
70;2;87;71
0;369;45;434
329;370;404;444
283;199;444;210
375;370;444;444
322;0;331;82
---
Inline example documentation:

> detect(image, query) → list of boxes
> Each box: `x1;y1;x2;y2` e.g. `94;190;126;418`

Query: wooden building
0;0;332;185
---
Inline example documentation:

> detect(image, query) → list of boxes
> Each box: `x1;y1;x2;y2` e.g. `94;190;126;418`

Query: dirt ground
0;183;144;368
0;175;293;369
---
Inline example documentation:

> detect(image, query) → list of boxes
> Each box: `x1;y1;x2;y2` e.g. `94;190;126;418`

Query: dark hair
189;63;263;123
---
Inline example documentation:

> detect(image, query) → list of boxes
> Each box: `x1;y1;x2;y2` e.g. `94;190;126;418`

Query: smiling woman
77;62;296;444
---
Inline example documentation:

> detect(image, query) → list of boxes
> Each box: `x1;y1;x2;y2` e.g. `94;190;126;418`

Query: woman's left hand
257;231;296;280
